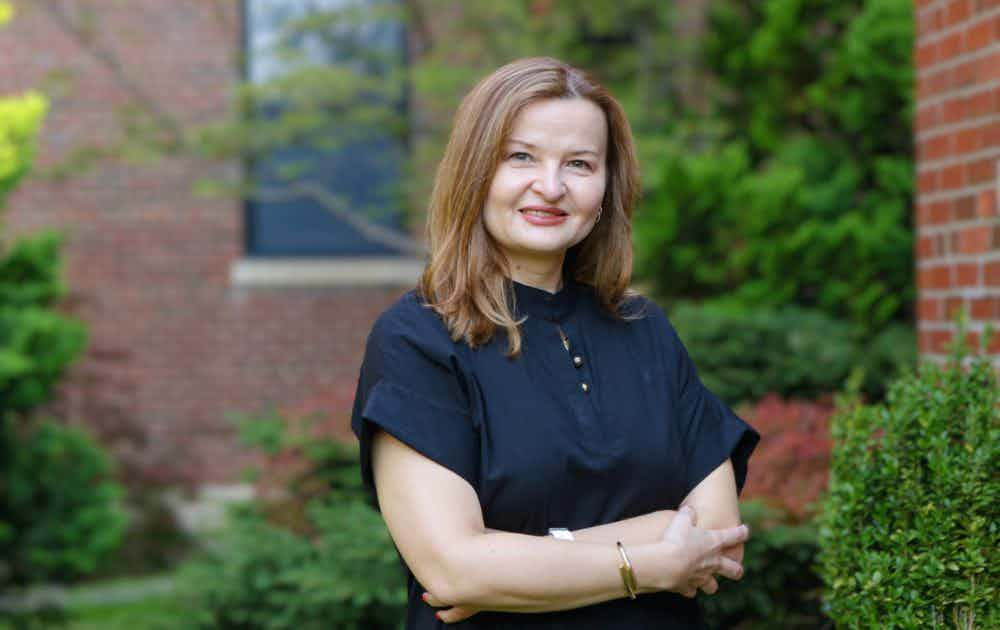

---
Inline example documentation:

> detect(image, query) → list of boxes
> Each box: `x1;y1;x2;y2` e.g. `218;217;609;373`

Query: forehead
506;98;607;154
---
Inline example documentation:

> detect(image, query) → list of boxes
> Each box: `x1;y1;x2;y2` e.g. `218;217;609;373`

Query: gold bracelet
615;541;638;599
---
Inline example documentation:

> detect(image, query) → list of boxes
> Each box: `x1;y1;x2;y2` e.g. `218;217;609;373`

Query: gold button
581;382;589;392
573;355;584;368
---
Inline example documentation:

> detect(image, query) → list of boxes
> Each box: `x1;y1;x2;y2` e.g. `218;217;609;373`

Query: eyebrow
507;138;600;157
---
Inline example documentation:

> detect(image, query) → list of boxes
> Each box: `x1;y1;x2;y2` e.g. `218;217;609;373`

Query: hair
417;56;645;359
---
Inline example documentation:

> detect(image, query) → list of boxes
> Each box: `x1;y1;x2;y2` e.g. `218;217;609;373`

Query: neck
509;254;566;295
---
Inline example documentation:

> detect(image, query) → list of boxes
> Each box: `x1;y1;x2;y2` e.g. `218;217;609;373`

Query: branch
38;0;185;149
254;181;426;256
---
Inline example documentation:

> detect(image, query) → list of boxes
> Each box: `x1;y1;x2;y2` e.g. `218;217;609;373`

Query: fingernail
435;611;443;620
421;592;428;602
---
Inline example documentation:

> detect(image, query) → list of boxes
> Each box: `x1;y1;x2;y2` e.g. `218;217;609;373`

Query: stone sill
229;256;425;288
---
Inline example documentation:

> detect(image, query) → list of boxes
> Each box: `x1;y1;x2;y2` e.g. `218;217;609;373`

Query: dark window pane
244;0;408;257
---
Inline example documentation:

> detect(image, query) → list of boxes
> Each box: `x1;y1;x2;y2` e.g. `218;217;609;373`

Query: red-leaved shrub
737;393;836;523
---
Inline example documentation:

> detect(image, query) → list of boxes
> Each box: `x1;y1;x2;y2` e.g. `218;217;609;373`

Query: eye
508;151;531;161
569;159;593;170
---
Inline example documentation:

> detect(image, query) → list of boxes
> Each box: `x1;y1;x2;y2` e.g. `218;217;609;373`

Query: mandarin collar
510;266;579;322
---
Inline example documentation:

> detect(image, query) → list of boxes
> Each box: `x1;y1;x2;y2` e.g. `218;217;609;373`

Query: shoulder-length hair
417;56;644;359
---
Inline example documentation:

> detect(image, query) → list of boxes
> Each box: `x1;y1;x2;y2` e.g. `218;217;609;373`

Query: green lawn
1;574;184;630
65;596;182;630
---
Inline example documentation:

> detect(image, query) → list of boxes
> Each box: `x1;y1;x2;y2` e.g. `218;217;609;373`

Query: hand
422;591;480;624
659;505;748;598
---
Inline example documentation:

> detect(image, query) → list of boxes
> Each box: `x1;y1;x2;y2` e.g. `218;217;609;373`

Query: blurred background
0;0;996;628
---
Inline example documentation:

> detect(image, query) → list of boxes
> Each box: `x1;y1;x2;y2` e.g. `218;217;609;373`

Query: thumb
665;505;695;541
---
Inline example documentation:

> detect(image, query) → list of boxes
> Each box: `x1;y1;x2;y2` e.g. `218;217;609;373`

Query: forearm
444;533;665;613
484;509;677;545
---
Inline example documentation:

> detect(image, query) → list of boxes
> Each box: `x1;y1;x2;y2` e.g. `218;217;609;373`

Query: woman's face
483;97;608;270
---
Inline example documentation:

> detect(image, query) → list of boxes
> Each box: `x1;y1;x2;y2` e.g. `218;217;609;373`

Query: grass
1;573;184;630
65;595;182;630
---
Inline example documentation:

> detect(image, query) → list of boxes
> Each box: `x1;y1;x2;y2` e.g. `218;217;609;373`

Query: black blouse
350;264;760;629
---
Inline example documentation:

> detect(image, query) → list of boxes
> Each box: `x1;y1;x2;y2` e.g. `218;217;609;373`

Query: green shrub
0;418;126;586
635;0;915;342
818;308;998;628
668;300;915;406
174;412;406;629
700;500;827;630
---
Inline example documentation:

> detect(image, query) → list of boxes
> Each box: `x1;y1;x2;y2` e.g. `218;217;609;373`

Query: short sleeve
661;311;760;500
350;296;479;514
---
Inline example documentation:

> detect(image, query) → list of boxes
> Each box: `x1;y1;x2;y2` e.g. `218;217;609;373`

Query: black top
350;264;760;629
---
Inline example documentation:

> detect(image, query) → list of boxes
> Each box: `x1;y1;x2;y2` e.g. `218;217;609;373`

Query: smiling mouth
519;208;568;217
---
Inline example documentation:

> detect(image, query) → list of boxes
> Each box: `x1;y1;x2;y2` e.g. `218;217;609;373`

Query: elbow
423;534;486;607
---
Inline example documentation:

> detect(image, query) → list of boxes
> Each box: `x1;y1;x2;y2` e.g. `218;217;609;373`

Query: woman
350;56;760;628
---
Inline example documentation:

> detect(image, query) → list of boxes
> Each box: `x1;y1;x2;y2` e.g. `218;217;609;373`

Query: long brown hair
417;56;644;359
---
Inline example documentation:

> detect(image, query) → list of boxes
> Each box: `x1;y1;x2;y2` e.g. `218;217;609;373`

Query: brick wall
0;1;414;487
914;0;1000;367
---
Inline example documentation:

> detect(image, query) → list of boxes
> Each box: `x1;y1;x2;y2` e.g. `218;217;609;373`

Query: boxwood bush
818;309;998;628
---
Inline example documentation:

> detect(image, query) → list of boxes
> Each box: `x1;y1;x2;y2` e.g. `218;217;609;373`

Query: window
242;0;409;257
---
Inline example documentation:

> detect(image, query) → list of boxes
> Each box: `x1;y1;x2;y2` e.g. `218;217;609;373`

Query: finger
698;576;719;595
681;587;697;599
715;556;745;581
435;606;478;623
422;592;447;608
715;523;750;549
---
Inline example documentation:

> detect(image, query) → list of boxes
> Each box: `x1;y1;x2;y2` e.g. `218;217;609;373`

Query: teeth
524;209;563;217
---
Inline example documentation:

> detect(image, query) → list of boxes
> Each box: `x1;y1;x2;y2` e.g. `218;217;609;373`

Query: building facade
914;0;1000;364
1;0;996;496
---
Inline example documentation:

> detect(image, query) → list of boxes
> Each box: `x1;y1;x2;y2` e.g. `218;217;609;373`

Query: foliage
0;3;126;604
739;394;833;522
667;299;916;406
0;90;46;206
818;307;999;628
0;418;126;586
700;500;828;630
173;411;406;629
635;0;915;344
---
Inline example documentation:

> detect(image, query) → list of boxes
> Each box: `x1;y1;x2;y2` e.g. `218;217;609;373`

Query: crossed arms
371;428;744;614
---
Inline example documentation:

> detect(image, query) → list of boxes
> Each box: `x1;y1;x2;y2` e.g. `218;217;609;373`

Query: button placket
553;319;597;411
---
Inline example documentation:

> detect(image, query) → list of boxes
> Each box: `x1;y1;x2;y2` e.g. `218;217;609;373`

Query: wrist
620;542;670;594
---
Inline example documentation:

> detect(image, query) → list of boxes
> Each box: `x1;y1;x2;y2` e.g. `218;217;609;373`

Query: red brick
941;163;966;188
986;261;1000;285
941;31;965;59
919;264;953;290
946;0;972;26
958;225;993;253
956;194;977;219
983;50;1000;81
983;190;1000;218
953;123;990;154
920;329;954;354
970;296;999;318
917;40;938;68
967;157;996;184
944;97;969;125
930;199;952;224
966;17;992;51
956;262;981;285
916;103;942;132
945;296;968;319
918;297;942;320
919;169;940;195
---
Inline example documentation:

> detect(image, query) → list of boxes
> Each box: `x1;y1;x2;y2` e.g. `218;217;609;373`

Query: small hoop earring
596;205;603;223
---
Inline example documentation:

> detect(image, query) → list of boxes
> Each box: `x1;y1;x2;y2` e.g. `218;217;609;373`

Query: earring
596;205;603;223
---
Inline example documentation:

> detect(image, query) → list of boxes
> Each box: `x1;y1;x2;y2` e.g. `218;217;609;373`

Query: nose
530;164;566;201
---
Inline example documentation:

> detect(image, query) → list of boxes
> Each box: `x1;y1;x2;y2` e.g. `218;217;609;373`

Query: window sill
229;256;426;288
